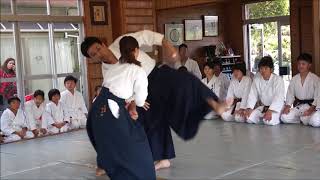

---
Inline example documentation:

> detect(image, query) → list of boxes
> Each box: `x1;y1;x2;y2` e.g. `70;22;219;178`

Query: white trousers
247;106;280;126
281;104;312;125
4;131;34;143
309;111;320;127
204;111;219;120
221;102;246;122
69;117;86;129
48;124;69;134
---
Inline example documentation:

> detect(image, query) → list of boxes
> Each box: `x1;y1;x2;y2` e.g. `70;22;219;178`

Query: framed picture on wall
90;2;108;25
203;16;218;36
184;20;203;41
165;24;184;46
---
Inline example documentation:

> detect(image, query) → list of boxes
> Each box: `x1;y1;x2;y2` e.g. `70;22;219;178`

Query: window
0;0;86;114
0;0;11;14
244;0;291;88
50;0;79;16
245;0;290;20
0;22;17;112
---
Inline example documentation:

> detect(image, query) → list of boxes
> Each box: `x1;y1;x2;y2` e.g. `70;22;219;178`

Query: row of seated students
0;75;88;143
199;53;320;127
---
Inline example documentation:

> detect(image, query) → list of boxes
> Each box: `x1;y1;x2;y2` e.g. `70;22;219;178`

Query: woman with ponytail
82;36;155;180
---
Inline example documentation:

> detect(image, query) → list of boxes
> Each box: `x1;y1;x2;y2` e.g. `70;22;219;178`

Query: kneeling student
1;97;34;142
221;63;251;122
281;53;319;125
25;90;48;137
44;89;70;134
245;56;285;125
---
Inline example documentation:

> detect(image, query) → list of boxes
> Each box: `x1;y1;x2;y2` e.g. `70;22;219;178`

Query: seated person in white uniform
281;53;320;125
25;90;48;137
44;89;70;134
221;63;252;122
309;86;320;127
1;96;34;143
201;62;223;119
245;56;285;126
213;61;230;101
175;44;202;79
60;75;88;129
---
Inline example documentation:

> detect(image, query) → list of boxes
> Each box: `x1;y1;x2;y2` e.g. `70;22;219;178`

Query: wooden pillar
313;0;320;76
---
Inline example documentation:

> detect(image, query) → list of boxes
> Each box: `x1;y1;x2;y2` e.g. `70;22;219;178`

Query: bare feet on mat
155;159;171;170
95;167;106;176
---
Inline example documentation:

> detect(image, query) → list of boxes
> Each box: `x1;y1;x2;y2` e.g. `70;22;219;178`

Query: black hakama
87;87;156;180
138;65;219;160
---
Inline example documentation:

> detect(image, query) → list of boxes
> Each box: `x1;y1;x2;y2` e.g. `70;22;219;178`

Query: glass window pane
51;0;79;16
0;23;17;112
16;0;47;15
0;0;11;14
24;79;52;97
54;23;80;74
20;23;51;76
245;0;290;20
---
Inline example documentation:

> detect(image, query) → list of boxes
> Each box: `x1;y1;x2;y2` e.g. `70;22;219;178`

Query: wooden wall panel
111;0;156;39
155;0;229;10
83;0;113;103
156;3;227;72
290;0;315;75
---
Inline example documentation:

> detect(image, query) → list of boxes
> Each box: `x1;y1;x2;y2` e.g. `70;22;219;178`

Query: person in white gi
221;63;252;122
309;85;320;127
25;90;48;137
201;62;223;119
60;75;88;129
245;56;285;126
213;61;230;101
1;97;34;143
175;44;202;79
44;89;70;134
281;53;320;125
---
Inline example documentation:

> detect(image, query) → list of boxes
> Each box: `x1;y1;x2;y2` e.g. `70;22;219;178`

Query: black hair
33;89;45;99
204;61;215;69
179;44;188;50
258;56;274;69
48;89;60;101
213;60;223;70
232;63;247;75
95;85;102;92
7;96;20;104
64;75;78;84
119;36;141;66
81;37;102;58
297;53;312;64
178;66;188;72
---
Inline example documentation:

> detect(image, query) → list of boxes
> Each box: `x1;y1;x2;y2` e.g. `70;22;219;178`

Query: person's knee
300;117;310;126
309;118;320;127
264;120;280;126
221;112;234;122
234;115;245;123
25;131;34;138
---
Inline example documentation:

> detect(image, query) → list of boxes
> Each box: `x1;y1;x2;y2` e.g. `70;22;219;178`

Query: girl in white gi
309;86;320;127
175;44;202;79
201;62;223;119
60;75;88;130
245;56;285;126
25;90;48;137
1;97;34;142
213;61;230;100
221;63;252;122
281;53;319;125
44;89;70;134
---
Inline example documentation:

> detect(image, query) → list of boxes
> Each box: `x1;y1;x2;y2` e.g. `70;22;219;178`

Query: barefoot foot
155;159;171;171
